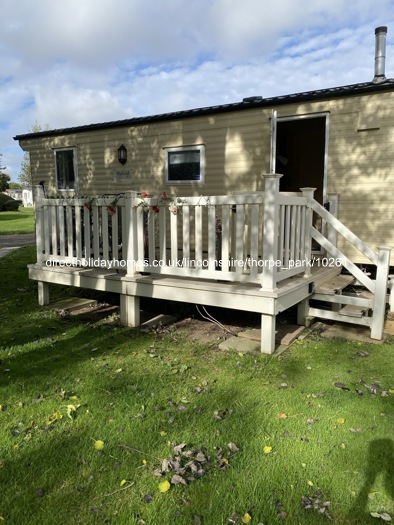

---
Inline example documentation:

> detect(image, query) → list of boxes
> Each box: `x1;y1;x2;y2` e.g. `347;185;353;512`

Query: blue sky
2;0;394;182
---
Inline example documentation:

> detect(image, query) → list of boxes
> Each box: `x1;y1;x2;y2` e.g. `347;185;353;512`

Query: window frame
54;147;78;192
164;144;205;184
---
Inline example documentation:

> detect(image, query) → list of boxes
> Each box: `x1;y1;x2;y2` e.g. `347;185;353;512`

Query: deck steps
307;270;374;327
338;304;370;318
314;274;355;295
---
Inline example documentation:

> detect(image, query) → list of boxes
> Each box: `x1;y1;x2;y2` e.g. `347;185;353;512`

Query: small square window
55;148;77;191
165;145;205;184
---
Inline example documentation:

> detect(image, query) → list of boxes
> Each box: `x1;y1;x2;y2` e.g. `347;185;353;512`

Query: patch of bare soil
172;317;246;345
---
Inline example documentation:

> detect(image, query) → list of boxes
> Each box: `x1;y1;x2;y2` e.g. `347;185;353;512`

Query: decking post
300;187;316;276
261;314;276;354
371;246;392;340
124;191;137;276
38;282;50;306
297;298;309;326
262;173;282;290
326;193;339;248
33;185;45;265
120;294;140;327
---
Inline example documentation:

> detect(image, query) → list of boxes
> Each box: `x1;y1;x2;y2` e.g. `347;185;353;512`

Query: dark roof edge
14;78;394;141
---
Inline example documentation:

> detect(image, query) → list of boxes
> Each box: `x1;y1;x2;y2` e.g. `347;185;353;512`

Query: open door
270;109;277;173
270;112;329;204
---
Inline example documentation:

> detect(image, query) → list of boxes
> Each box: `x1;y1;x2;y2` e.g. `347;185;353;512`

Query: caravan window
55;148;77;191
165;145;205;184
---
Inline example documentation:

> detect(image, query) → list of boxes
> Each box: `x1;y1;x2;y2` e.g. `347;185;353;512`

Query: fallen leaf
143;494;153;503
263;446;272;454
335;382;350;391
307;480;314;486
341;443;346;449
94;440;104;450
171;474;187;485
159;480;171;493
120;479;127;487
242;513;252;523
228;442;239;453
277;413;287;419
159;431;167;436
337;417;346;424
380;512;392;521
67;404;78;419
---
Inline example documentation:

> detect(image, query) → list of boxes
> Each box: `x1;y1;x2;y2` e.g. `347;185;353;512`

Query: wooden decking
28;261;341;353
29;174;391;353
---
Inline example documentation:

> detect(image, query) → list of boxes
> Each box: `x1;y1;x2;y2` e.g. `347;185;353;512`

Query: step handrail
310;199;378;265
310;226;375;293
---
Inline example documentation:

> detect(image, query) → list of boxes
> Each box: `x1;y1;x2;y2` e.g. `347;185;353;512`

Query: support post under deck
261;313;276;354
38;281;50;306
120;295;140;327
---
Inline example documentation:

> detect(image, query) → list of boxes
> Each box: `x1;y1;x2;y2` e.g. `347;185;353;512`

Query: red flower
140;191;151;198
107;206;116;215
151;205;160;213
162;191;167;199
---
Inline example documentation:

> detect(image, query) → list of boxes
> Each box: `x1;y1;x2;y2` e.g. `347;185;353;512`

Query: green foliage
9;182;23;189
0;172;11;192
18;122;50;187
0;247;393;524
18;151;31;187
0;192;20;211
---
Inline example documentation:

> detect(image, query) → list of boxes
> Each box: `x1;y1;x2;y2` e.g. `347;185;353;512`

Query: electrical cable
195;305;238;336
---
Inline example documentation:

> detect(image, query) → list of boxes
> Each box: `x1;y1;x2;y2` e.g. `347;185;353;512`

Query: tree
18;122;50;187
9;182;23;189
0;172;10;192
18;152;31;187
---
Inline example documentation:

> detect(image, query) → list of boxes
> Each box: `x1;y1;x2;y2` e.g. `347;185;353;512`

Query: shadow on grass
349;438;394;523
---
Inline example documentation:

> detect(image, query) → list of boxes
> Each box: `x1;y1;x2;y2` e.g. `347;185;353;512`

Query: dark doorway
276;116;327;204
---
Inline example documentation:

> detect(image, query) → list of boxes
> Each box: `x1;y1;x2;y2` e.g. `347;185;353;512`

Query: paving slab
319;323;386;344
48;297;98;312
139;314;177;332
218;336;261;354
384;320;394;335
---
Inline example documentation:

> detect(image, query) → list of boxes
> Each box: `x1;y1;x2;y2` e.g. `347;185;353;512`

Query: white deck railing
34;195;128;268
33;175;313;288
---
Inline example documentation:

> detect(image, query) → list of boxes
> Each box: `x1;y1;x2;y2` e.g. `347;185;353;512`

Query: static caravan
14;27;394;352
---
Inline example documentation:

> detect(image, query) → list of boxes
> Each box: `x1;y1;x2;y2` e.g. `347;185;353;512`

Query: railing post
371;246;392;339
262;173;282;290
326;193;339;248
300;187;316;276
33;185;45;265
124;191;137;276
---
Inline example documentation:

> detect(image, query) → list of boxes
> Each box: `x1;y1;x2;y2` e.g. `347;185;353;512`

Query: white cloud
2;0;394;181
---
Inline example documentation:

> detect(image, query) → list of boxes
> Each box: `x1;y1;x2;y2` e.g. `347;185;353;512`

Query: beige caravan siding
325;91;394;265
19;89;394;265
21;109;268;198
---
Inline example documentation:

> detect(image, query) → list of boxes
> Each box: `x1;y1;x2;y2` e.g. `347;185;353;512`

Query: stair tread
314;274;355;295
338;304;370;318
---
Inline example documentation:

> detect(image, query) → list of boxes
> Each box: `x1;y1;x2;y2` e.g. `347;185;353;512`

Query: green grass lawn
0;207;35;234
0;246;393;525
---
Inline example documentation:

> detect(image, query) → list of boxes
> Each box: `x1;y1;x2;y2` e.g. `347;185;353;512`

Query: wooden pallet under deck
28;263;341;354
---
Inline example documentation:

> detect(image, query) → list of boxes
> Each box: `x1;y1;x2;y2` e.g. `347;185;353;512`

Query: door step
338;304;370;318
314;274;355;295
